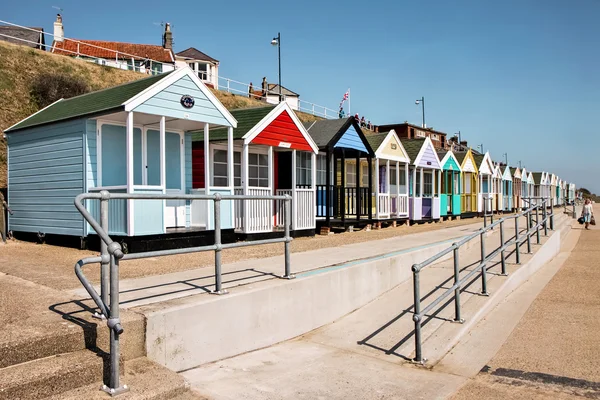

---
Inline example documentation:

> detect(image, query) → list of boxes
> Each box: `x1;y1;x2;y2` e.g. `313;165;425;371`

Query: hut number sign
180;95;195;109
278;142;292;148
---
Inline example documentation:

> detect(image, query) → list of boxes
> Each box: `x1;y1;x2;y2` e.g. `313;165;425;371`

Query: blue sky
4;0;600;192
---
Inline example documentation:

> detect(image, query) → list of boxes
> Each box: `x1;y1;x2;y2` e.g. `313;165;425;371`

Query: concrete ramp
181;212;574;399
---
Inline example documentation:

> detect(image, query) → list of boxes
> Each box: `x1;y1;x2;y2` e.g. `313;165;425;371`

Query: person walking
249;82;254;98
0;191;12;243
582;198;594;230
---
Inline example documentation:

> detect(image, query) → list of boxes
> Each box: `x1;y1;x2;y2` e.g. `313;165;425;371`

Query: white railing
234;187;273;233
391;194;409;217
0;20;339;120
275;189;292;228
378;194;391;218
295;189;315;230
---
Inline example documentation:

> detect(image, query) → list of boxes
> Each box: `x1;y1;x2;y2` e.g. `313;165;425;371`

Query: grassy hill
0;40;320;188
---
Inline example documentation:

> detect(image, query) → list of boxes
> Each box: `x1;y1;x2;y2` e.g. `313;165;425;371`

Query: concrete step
0;273;145;369
0;349;109;400
44;357;203;400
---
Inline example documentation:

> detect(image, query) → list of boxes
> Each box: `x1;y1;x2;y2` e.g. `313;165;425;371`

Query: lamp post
477;144;484;154
455;130;462;150
415;96;425;128
503;153;508;165
271;33;281;103
519;160;522;169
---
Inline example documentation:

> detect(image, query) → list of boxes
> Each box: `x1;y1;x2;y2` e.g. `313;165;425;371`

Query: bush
30;72;90;109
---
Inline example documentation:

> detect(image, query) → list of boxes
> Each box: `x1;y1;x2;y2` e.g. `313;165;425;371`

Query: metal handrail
73;190;293;395
411;198;554;363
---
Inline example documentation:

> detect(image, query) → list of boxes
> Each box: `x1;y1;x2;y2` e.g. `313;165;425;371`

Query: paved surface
451;220;600;399
0;216;487;290
181;216;546;399
70;221;492;308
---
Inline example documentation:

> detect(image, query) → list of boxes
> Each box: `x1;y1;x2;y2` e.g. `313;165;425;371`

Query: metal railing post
282;196;294;279
536;206;541;244
212;194;227;295
500;220;507;275
452;245;464;323
412;265;423;363
514;216;521;264
483;198;487;228
101;255;128;396
99;191;109;317
550;198;555;230
526;209;532;253
542;202;548;236
480;230;489;295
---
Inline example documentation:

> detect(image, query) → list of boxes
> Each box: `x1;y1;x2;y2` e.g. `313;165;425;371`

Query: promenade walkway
451;223;599;399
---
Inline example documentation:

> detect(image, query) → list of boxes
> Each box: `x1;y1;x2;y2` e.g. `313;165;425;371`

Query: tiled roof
6;73;172;132
400;138;426;161
365;132;388;153
52;39;175;63
176;47;218;63
532;172;543;184
0;26;45;49
454;151;468;164
437;149;448;160
473;153;484;167
191;106;276;142
303;118;350;148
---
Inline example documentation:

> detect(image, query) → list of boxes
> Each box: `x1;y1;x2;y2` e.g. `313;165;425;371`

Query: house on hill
377;122;448;150
175;47;219;88
0;25;45;49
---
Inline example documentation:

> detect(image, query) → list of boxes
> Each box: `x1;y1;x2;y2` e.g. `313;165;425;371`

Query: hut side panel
7;119;86;236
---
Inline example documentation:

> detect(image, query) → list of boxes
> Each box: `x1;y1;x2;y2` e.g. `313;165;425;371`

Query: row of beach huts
4;68;576;250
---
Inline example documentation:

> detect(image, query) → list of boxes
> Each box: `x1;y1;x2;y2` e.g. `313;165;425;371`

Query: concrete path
70;220;491;308
450;223;600;399
181;216;547;399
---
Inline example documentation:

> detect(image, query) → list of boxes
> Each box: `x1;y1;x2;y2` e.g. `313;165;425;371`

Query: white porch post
159;116;166;232
420;168;424;197
405;163;409;196
126;111;134;235
203;123;211;228
386;160;391;196
374;158;380;218
438;170;442;197
412;167;417;197
268;146;274;230
291;149;297;231
242;143;249;232
311;152;317;223
227;126;234;228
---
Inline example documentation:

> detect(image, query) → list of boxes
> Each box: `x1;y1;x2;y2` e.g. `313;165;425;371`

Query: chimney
53;14;64;43
162;23;173;50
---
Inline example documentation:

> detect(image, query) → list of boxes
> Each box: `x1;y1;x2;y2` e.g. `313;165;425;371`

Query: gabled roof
400;137;441;169
510;167;522;179
438;150;462;172
501;165;512;180
5;73;171;132
303;117;374;156
400;138;426;161
366;132;388;152
267;84;299;97
192;103;318;153
176;47;218;63
532;172;543;184
52;39;175;63
366;130;409;162
192;106;276;141
6;67;236;133
0;26;45;49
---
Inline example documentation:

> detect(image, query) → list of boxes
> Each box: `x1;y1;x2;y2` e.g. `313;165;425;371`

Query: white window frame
316;153;327;186
96;120;184;191
296;152;312;186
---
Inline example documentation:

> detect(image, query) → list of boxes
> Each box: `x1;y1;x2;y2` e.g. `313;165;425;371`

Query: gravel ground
0;217;488;290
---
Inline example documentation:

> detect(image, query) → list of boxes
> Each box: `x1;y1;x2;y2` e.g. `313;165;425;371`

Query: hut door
164;132;185;228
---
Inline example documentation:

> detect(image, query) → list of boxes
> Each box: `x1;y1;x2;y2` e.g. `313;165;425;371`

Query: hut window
454;173;460;195
346;166;356;187
464;173;472;194
423;171;433;197
399;166;407;193
248;153;269;187
361;163;369;187
390;165;397;193
316;154;327;185
212;150;241;187
296;152;312;186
